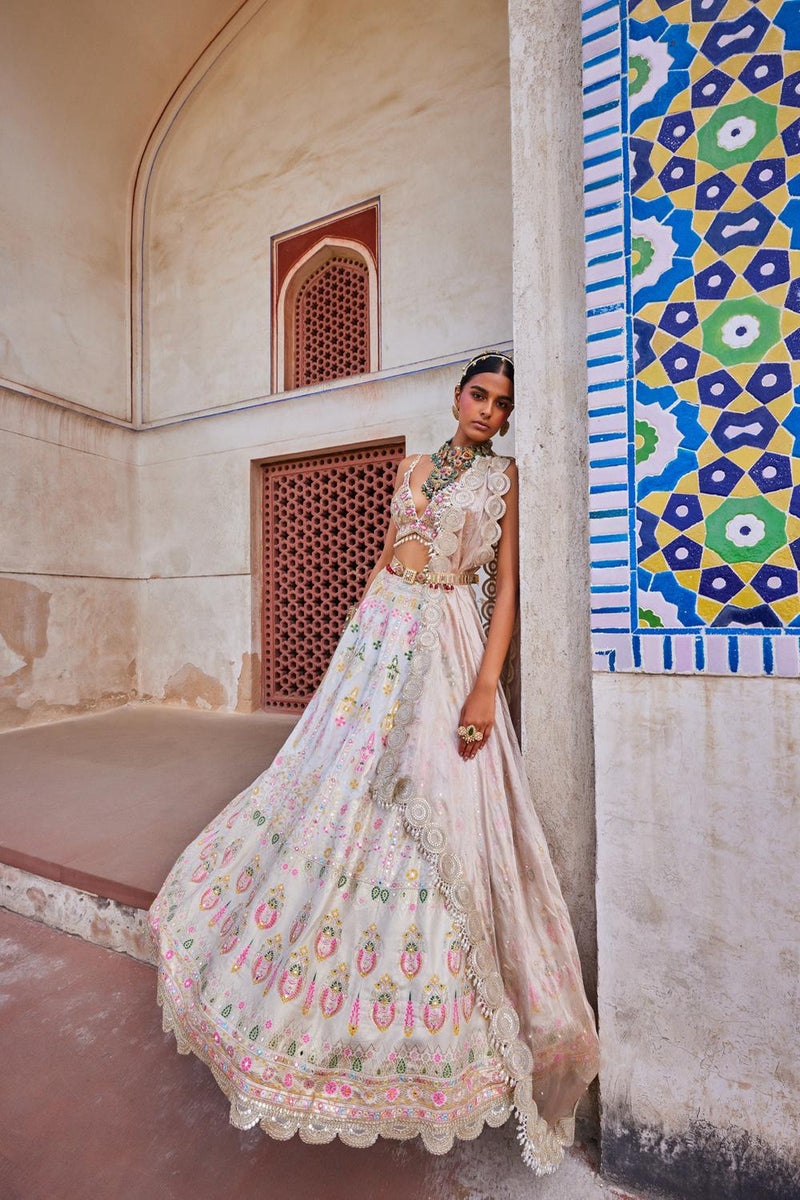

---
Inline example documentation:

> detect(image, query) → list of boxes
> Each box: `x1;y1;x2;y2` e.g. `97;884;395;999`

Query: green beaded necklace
421;436;494;502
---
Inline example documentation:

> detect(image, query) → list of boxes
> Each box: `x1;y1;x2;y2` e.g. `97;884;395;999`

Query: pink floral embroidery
423;975;447;1034
371;974;397;1031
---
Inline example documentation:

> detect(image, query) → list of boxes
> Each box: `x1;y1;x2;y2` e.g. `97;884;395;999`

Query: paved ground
0;907;635;1200
0;704;297;906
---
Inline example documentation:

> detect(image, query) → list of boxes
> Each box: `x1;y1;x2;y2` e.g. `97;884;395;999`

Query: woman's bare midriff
391;541;432;573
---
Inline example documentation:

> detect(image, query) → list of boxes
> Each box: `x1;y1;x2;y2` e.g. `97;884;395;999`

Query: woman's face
455;370;514;443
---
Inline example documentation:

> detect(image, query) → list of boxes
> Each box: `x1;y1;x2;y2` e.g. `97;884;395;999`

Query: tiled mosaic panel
583;0;800;673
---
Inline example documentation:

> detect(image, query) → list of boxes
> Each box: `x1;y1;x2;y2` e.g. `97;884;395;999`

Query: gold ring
457;724;483;744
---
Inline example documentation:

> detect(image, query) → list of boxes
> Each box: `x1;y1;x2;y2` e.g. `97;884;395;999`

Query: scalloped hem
156;973;515;1156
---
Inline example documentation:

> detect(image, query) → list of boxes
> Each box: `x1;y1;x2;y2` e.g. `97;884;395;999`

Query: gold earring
452;403;460;419
500;419;509;436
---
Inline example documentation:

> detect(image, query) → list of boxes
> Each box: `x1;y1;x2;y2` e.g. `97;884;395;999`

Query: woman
148;351;600;1175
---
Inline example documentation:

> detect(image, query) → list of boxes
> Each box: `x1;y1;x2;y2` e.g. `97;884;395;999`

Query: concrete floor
0;907;635;1200
0;704;297;907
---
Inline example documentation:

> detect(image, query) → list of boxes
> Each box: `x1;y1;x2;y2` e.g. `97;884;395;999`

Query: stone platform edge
0;862;156;965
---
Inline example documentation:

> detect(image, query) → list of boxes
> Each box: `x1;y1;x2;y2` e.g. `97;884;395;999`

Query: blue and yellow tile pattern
583;0;800;673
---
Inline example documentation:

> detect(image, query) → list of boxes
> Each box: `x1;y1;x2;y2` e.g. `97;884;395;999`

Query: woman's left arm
457;460;520;760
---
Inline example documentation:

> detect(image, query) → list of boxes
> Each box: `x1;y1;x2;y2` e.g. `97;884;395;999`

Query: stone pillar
507;0;597;994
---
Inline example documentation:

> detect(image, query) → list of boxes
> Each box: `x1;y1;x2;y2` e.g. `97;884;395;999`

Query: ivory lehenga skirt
149;533;599;1175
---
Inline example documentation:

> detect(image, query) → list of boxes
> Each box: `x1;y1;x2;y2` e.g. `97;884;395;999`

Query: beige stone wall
0;364;514;729
0;0;514;723
141;0;513;420
136;365;515;707
0;388;139;728
507;0;596;988
594;672;800;1193
0;0;241;419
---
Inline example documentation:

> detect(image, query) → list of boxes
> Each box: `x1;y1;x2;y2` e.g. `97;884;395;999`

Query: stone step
1;860;156;963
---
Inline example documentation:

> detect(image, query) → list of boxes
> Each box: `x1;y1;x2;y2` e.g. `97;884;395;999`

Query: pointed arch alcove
272;201;380;393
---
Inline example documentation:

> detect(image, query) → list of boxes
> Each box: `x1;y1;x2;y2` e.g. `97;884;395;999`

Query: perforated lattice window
261;441;405;711
294;255;370;387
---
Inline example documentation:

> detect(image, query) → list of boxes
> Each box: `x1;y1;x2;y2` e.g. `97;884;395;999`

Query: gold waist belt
387;554;478;588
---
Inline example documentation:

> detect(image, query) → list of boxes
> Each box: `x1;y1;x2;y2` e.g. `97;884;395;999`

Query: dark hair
458;352;514;390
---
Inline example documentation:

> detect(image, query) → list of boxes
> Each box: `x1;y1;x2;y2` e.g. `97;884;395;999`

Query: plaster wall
0;0;241;418
595;672;800;1198
136;365;515;710
507;0;596;984
2;363;508;728
0;388;138;728
141;0;513;420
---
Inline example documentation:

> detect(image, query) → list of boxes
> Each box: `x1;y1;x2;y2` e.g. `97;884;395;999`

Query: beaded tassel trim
372;454;575;1176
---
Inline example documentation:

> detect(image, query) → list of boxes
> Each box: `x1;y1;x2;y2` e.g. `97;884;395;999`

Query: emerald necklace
421;436;494;502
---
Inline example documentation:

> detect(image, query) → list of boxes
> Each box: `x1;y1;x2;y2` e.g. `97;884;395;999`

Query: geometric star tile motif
582;0;800;673
623;0;800;639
